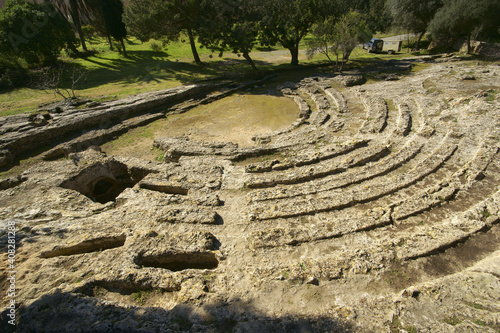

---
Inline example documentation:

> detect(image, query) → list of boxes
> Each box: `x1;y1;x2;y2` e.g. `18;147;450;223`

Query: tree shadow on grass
30;50;223;93
1;291;354;332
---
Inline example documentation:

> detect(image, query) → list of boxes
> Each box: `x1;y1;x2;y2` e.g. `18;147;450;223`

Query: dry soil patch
101;93;300;160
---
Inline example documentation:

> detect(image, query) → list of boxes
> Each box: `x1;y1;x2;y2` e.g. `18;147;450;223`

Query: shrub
150;41;163;53
81;25;96;39
0;0;78;66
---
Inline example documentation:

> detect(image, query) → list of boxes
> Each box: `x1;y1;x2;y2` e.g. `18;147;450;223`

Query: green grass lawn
0;35;424;117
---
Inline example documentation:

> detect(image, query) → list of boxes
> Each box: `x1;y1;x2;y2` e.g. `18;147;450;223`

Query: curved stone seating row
154;126;335;163
304;88;331;126
358;95;389;134
249;133;458;220
250;186;500;283
250;136;499;248
395;103;412;137
248;136;425;202
250;190;500;283
392;138;499;221
251;207;392;249
396;189;500;260
250;79;383;150
245;143;390;189
246;97;421;199
301;85;351;132
324;88;349;113
245;139;368;173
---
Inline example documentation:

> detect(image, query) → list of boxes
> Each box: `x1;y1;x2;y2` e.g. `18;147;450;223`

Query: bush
0;56;29;90
82;25;96;39
150;41;163;53
0;0;77;66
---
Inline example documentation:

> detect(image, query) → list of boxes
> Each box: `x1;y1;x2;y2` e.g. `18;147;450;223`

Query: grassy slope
0;35;409;117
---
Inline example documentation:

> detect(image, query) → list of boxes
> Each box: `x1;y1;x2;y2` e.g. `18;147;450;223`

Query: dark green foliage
386;0;443;50
100;0;126;41
123;0;168;42
356;0;393;33
307;11;372;69
198;0;261;69
124;0;204;63
87;0;127;55
51;0;90;51
258;0;335;65
0;0;78;65
0;56;28;90
429;0;500;52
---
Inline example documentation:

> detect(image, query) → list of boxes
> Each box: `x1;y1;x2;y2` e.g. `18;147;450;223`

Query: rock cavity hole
40;235;126;258
136;252;219;272
60;160;151;203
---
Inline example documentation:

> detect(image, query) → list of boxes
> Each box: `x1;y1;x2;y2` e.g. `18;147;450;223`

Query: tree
356;0;392;34
386;0;443;50
102;0;127;56
51;0;90;52
124;0;204;64
307;11;371;70
198;0;261;70
307;16;343;68
87;0;127;55
123;0;167;42
259;0;332;66
428;0;500;53
0;0;78;65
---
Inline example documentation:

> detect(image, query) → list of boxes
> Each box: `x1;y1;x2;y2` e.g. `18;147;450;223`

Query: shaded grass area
0;35;433;117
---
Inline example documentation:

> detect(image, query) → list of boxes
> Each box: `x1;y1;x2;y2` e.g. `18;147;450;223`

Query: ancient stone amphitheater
1;56;499;332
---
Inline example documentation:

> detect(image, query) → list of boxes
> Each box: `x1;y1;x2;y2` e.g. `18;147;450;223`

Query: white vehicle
363;38;402;54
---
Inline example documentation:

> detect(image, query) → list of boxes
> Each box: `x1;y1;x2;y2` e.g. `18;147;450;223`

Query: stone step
358;95;388;134
250;136;497;249
392;138;499;221
250;207;392;249
245;139;368;173
324;88;349;113
249;133;458;220
245;143;390;189
395;103;412;137
249;189;500;283
396;189;500;260
248;137;424;202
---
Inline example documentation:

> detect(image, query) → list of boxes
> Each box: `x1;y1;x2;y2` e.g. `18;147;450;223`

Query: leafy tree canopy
0;0;77;65
429;0;500;52
386;0;442;50
198;0;261;69
258;0;335;65
87;0;127;54
307;10;371;70
124;0;204;63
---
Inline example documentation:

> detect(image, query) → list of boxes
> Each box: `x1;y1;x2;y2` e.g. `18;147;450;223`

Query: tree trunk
289;45;299;66
343;49;352;63
467;33;471;54
107;33;114;51
414;31;424;51
242;52;257;70
187;28;201;64
120;38;127;57
69;0;87;52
